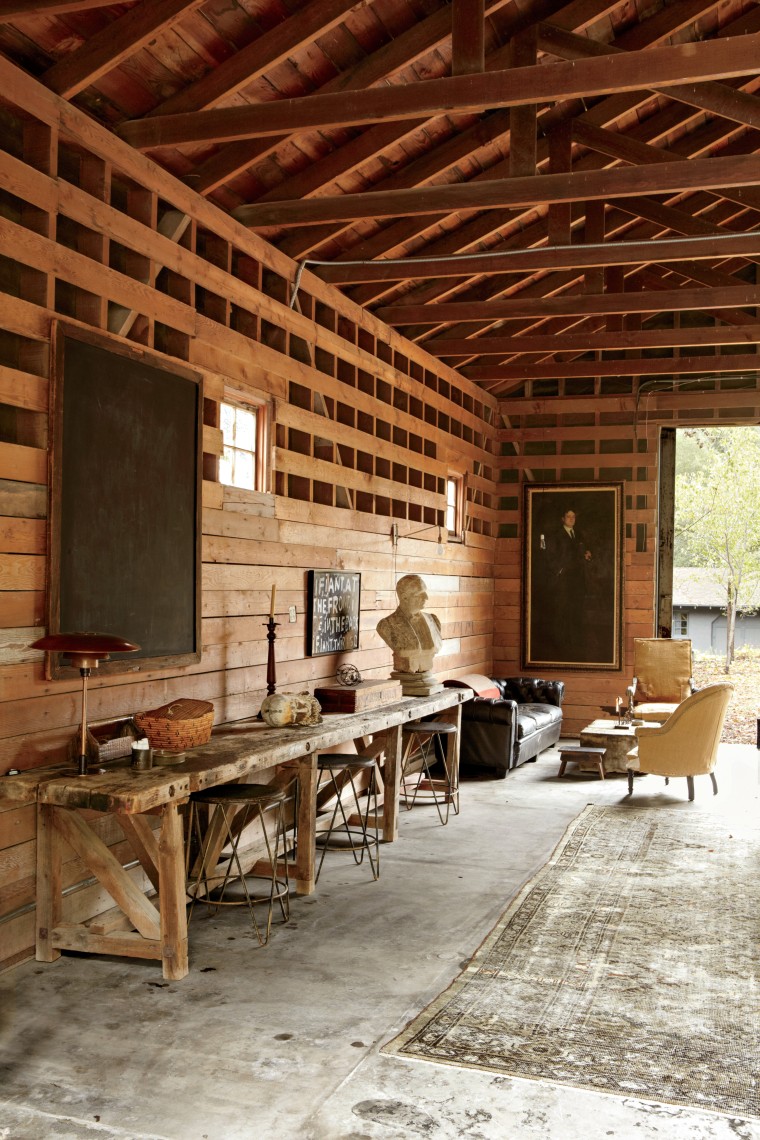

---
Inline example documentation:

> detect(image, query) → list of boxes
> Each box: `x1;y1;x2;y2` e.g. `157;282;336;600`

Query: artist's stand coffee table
577;718;659;775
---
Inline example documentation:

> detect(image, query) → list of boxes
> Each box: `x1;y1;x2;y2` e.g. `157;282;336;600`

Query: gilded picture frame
523;483;623;672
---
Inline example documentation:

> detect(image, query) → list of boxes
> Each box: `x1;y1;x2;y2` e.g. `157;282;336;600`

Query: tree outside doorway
675;426;760;673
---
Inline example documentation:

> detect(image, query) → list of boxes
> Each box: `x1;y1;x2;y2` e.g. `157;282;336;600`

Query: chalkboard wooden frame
307;570;361;657
47;322;203;679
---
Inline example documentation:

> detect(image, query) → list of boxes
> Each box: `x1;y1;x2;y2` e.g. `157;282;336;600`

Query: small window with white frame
446;475;464;541
219;395;268;491
676;612;688;636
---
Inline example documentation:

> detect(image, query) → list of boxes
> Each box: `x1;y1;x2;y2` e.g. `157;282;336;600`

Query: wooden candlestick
265;618;278;698
266;615;281;693
256;619;280;721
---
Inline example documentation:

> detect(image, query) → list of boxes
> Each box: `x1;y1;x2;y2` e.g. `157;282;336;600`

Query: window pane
219;400;261;491
447;476;461;535
236;449;254;488
220;446;234;486
220;404;235;443
235;408;257;451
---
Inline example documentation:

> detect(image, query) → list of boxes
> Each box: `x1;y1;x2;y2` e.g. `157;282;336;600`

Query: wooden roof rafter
1;0;759;393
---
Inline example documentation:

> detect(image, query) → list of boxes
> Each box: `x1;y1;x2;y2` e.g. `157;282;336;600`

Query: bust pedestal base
391;670;443;697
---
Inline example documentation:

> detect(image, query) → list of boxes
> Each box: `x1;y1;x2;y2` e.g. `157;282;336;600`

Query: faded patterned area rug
384;805;760;1119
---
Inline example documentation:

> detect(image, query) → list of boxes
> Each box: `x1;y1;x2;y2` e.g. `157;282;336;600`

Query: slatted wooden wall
494;376;760;734
0;62;498;971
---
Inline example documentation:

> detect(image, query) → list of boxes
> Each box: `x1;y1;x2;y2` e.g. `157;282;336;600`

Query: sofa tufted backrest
495;677;565;706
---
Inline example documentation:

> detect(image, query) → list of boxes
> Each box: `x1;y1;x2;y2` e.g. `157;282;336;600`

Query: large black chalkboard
48;324;202;677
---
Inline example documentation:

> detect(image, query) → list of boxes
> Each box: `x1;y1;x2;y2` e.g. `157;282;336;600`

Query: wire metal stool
315;755;380;883
186;781;294;946
401;720;459;825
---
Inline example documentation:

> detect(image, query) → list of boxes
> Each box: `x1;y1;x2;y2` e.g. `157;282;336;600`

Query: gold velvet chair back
625;681;733;801
628;637;693;723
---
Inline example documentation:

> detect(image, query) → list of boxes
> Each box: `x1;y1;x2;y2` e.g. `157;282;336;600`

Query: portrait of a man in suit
524;485;622;671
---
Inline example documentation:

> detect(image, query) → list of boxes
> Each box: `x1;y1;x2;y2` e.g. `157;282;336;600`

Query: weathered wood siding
0;64;498;970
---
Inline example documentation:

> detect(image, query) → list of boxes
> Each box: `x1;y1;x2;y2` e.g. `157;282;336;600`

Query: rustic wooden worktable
1;688;470;980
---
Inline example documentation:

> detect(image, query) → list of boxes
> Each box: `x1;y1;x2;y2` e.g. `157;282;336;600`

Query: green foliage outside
675;426;760;670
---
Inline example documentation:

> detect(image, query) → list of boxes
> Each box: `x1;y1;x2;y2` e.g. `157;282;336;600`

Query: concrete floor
1;741;758;1140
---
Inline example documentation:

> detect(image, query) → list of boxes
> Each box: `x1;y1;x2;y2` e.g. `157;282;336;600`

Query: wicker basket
135;699;214;750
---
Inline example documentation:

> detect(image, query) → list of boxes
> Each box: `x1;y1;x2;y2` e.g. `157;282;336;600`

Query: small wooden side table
557;745;608;780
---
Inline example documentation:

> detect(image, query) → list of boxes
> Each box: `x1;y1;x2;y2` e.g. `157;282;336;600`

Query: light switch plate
288;605;297;623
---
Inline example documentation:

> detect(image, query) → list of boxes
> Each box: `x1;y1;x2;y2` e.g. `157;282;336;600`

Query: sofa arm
459;697;518;777
462;696;519;725
494;677;565;707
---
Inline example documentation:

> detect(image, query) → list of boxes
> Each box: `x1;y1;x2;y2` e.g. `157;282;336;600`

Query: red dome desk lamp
30;633;140;776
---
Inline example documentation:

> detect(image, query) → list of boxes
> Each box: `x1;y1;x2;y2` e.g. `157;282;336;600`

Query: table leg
295;752;317;895
158;802;189;981
382;724;402;842
36;803;61;963
444;705;462;812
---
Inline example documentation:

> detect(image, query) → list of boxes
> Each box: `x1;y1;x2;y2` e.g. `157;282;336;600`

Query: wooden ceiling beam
189;0;516;195
146;0;363;118
118;35;760;150
275;119;513;262
0;1;111;13
464;351;760;381
41;0;206;99
573;119;760;218
367;193;760;336
336;96;733;303
616;192;760;240
234;152;760;228
633;266;758;328
377;282;760;324
424;324;760;356
538;22;760;129
313;230;760;284
387;180;760;326
271;0;725;260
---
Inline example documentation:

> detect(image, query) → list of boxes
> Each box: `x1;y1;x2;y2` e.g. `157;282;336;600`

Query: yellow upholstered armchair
625;681;733;801
626;637;694;723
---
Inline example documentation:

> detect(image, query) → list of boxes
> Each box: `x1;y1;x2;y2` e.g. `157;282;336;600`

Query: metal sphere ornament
336;663;362;687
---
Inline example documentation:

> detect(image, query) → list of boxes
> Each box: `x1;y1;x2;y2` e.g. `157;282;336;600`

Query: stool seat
315;754;380;883
557;745;607;780
401;719;459;824
317;754;375;769
403;721;457;735
192;783;288;805
186;779;295;946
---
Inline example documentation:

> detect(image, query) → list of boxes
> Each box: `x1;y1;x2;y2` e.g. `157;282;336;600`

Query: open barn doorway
658;425;760;662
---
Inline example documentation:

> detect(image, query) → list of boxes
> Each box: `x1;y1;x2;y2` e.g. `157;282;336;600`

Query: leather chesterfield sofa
444;675;565;778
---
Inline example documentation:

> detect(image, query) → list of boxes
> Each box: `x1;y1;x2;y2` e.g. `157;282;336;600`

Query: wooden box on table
314;679;403;713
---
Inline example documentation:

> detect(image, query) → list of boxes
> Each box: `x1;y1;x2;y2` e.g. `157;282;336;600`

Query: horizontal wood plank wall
0;62;498;970
495;378;760;736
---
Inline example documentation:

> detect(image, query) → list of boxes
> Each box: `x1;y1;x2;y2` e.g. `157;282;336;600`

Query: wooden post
295;752;318;895
452;0;485;75
382;724;402;842
158;802;189;981
509;28;538;178
35;803;61;963
657;427;677;637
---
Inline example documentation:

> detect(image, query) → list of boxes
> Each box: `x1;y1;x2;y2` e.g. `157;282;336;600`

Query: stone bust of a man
376;574;442;676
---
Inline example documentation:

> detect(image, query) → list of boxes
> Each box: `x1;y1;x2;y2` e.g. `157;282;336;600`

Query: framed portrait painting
522;483;623;672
